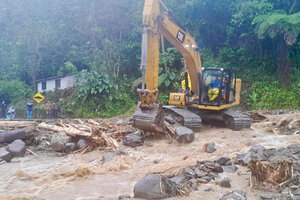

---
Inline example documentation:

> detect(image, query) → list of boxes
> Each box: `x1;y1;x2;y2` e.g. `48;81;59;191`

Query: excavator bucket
132;102;165;133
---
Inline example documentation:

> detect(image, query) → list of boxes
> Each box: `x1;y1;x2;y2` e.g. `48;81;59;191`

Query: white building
36;74;76;92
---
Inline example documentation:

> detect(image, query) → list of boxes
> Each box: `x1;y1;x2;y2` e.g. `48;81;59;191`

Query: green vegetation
0;0;299;118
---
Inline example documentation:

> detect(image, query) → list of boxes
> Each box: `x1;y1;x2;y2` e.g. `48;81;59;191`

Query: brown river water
0;113;299;200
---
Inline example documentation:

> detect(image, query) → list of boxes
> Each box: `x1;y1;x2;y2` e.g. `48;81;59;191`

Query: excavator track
163;106;202;131
132;102;166;133
222;110;251;131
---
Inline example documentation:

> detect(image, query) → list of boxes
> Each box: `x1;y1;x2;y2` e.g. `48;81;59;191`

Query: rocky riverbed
0;112;299;200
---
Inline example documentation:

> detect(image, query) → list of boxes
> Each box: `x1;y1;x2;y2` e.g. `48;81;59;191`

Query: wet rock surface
175;126;194;143
133;174;177;199
0;147;11;162
77;138;87;149
205;142;216;153
219;177;231;188
220;190;247;200
50;132;71;152
123;131;144;148
216;157;231;166
223;165;238;173
64;143;77;154
8;139;26;157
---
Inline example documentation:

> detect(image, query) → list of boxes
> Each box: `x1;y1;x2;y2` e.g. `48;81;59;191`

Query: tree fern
252;10;300;45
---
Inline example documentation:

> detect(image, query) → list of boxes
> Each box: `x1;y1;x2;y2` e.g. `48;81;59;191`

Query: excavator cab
199;68;236;106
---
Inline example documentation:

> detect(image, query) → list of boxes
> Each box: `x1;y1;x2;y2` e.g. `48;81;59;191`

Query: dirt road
0;113;299;200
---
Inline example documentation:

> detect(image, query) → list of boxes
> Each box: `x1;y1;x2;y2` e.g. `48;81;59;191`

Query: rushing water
0;114;299;200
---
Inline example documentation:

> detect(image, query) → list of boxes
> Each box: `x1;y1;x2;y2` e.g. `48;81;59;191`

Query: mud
0;113;299;200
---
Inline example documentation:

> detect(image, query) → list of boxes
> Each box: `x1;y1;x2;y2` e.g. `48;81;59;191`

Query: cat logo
176;30;186;43
33;92;45;104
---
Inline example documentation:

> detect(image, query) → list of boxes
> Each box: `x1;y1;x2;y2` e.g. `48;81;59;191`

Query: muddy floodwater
0;113;299;200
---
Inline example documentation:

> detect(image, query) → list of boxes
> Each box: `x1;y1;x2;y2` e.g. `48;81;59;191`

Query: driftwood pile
38;119;134;153
267;114;300;135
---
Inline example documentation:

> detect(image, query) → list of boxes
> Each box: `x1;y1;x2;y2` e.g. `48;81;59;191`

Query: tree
252;10;300;87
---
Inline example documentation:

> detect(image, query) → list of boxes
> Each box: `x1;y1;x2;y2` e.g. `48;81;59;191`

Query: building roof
36;73;76;83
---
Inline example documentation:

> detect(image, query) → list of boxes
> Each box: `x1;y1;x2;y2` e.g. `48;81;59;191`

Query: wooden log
0;121;38;128
0;126;36;144
38;122;92;137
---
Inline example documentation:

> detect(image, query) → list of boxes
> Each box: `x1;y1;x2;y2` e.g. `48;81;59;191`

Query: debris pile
38;119;135;153
235;144;300;199
267;114;300;135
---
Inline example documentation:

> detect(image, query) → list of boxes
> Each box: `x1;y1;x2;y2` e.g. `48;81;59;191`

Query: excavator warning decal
176;30;186;43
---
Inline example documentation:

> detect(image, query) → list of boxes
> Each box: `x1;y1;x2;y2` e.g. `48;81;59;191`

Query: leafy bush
247;81;300;110
0;80;34;105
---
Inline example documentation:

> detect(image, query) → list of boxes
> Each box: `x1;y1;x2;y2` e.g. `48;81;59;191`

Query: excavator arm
133;0;202;133
139;0;202;108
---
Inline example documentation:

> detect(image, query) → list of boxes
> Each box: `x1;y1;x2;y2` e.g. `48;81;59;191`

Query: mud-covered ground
0;112;299;200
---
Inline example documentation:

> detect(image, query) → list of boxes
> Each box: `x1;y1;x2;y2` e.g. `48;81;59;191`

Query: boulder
216;157;230;166
183;167;195;178
175;126;194;143
224;165;238;173
250;145;266;153
169;176;183;185
220;190;247;200
77;138;87;149
260;193;277;200
194;168;207;178
123;131;144;148
8;139;26;157
0;147;11;162
205;143;216;153
133;174;177;199
213;163;224;173
64;143;77;154
234;153;246;165
51;132;72;152
287;144;300;149
219;177;231;188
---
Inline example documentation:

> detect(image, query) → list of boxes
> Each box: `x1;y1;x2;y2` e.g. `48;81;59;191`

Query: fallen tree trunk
0;126;36;144
0;121;38;128
38;122;92;137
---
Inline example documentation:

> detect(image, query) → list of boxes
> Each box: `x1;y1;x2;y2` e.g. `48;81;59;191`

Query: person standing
27;101;33;119
11;106;15;120
1;101;7;118
45;101;52;119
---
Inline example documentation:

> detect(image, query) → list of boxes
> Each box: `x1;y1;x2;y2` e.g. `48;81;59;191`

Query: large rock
224;165;238;173
175;126;194;143
134;174;177;199
183;167;195;179
213;163;224;173
50;132;72;152
8;139;26;157
205;143;216;153
64;143;77;154
123;131;144;148
216;157;230;166
0;148;11;162
77;139;87;149
234;153;246;165
220;190;247;200
219;177;231;188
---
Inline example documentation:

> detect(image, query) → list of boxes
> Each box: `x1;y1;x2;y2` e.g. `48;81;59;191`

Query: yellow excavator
133;0;251;133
